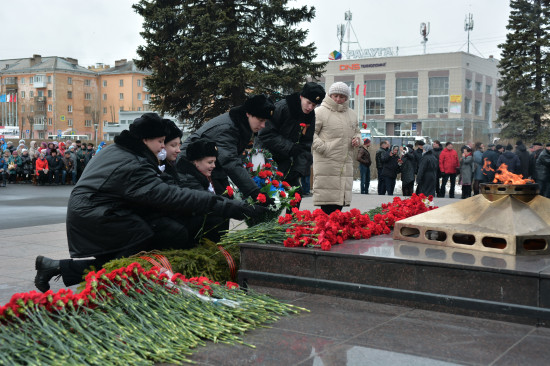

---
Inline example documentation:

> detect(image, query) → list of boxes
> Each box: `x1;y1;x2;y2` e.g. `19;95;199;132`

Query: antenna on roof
420;22;430;54
336;10;362;59
464;13;474;53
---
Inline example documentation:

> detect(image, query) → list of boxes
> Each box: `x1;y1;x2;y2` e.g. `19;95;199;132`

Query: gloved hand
290;144;309;158
213;197;269;220
258;194;276;207
241;203;269;219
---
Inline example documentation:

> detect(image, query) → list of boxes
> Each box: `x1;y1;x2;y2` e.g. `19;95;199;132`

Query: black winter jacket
400;152;416;185
516;144;530;178
67;130;240;258
180;106;258;197
380;151;401;179
535;148;550;185
258;93;315;177
481;149;499;183
496;151;521;174
177;158;214;193
416;151;438;197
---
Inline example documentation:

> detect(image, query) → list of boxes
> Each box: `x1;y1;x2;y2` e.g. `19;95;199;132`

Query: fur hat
300;82;325;104
129;113;168;139
533;142;542;146
164;120;183;143
328;82;350;98
496;144;504;151
244;95;275;119
186;139;218;161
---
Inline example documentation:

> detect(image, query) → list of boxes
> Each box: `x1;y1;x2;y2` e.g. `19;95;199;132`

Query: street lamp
94;122;98;147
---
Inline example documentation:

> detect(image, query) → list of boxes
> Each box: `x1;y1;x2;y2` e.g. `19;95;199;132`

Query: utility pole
420;22;430;54
464;13;474;54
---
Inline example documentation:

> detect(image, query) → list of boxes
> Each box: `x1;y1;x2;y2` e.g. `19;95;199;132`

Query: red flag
363;85;366;96
355;85;360;96
13;94;16;103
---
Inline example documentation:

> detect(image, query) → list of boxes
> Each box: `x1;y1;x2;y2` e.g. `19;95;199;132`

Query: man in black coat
34;113;265;292
431;140;443;196
413;140;424;193
376;140;390;195
180;95;275;199
481;143;499;183
529;142;544;180
46;149;63;184
536;143;550;198
515;140;530;178
258;82;325;194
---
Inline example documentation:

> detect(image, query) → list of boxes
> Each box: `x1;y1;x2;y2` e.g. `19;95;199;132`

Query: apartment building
0;55;151;141
317;52;503;144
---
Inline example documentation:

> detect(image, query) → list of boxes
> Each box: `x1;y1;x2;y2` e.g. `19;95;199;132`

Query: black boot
35;256;61;292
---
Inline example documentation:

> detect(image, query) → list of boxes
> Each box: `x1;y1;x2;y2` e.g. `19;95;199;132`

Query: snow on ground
352;179;463;196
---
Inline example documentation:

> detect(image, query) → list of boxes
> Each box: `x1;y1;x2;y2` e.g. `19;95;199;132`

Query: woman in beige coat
312;82;361;214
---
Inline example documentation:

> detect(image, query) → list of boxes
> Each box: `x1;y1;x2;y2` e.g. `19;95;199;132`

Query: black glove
290;144;308;158
212;197;269;220
241;203;269;219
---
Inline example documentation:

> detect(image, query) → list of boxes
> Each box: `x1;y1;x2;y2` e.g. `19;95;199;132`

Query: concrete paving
2;186;549;365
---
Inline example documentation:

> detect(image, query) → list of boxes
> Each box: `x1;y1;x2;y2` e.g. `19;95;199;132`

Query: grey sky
1;0;511;67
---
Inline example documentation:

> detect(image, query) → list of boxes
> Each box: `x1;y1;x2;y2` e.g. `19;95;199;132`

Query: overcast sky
0;0;511;67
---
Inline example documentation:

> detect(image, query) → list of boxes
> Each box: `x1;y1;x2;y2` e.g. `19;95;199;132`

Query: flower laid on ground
0;263;305;365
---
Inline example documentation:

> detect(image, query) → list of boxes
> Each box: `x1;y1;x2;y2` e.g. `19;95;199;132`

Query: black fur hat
164;119;183;143
300;82;325;104
129;113;168;139
244;95;275;119
186;139;218;161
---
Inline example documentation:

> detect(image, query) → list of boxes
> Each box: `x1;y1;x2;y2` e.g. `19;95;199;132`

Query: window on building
21;91;25;99
103;107;107;114
475;100;482;116
84;79;91;86
85;93;92;100
465;79;472;90
30;91;34;98
68;119;73;127
120;106;124;111
38;104;45;112
85;120;92;127
138;107;142;111
145;94;150;101
48;90;52;98
137;93;142;100
475;81;482;92
30;106;34;112
21;78;25;84
395;78;418;114
37;90;44;97
85;106;91;114
428;77;449;114
485;85;492;95
39;132;45;139
119;79;124;87
465;98;471;114
21;105;25;112
68;105;73;113
103;93;107;100
67;91;72;99
342;81;354;110
119;93;124;100
394;123;401;136
137;79;142;87
103;80;107;87
48;118;52;126
68;77;72;85
364;80;385;116
48;76;52;83
485;102;492;122
29;77;33;84
48;104;52;112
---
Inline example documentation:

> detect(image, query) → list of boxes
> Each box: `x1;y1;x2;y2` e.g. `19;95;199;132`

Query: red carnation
264;163;272;168
299;123;306;127
226;185;234;198
257;193;267;203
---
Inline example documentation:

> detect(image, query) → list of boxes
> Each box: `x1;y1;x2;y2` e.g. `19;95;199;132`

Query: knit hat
163;119;183;143
328;82;350;98
363;138;371;145
129;113;168;139
300;82;325;104
186;139;218;161
423;144;433;154
244;95;275;119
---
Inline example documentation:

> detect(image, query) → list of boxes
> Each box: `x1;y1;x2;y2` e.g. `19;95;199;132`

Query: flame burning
493;163;534;184
482;158;494;174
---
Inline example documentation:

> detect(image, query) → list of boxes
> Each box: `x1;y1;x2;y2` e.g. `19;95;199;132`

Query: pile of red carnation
278;194;436;251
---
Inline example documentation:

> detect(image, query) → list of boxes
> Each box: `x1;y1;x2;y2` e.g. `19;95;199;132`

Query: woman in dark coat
416;144;438;197
34;113;265;292
400;145;416;196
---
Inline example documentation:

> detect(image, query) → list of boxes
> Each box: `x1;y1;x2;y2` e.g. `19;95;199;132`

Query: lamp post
94;122;98;147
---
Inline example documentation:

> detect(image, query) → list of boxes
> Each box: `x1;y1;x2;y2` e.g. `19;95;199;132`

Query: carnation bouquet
226;150;301;226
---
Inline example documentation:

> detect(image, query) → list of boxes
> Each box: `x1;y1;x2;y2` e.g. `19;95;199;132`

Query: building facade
317;52;502;144
0;55;152;142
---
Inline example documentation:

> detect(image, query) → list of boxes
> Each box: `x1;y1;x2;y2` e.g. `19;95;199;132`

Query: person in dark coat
158;119;184;185
535;143;550;198
376;140;390;195
481;143;499;183
46;149;63;184
400;145;416;196
379;145;401;195
412;140;424;194
356;138;372;194
416;144;438;197
18;149;33;183
34;113;266;292
180;95;275;200
472;142;484;195
515;141;530;178
496;144;521;174
258;82;325;196
529;142;544;180
459;146;475;198
431;140;443;196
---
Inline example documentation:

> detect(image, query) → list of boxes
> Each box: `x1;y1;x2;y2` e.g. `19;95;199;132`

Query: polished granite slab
239;235;550;324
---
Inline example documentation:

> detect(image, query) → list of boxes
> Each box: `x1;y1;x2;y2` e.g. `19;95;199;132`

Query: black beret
505;143;513;151
300;82;325;104
415;140;425;146
533;142;543;146
495;144;504;150
244;95;275;119
164;119;183;143
129;113;168;139
186;139;218;161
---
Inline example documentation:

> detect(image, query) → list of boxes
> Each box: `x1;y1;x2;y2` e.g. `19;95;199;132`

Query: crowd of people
0;137;106;187
357;139;550;199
